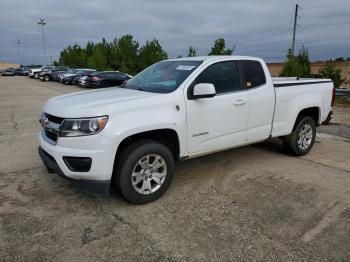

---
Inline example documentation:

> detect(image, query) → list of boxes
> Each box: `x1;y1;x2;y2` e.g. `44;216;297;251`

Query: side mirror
192;83;216;99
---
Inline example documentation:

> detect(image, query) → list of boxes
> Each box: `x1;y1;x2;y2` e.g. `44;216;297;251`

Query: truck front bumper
38;146;111;196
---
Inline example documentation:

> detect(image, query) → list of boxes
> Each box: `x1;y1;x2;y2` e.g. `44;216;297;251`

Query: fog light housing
63;157;92;172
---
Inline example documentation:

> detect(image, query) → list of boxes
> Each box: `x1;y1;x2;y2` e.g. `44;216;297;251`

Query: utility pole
291;4;299;55
16;40;22;66
37;18;47;65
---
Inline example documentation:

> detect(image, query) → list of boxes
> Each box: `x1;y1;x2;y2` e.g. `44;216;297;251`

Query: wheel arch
293;106;320;130
113;128;180;177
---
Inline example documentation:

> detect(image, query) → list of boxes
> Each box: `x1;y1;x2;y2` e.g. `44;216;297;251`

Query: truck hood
44;87;158;118
30;68;42;73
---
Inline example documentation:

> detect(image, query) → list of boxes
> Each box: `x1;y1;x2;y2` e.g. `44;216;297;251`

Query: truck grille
44;113;64;124
44;130;58;142
41;113;64;145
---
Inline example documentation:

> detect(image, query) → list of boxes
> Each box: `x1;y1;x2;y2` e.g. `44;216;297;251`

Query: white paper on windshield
176;65;196;71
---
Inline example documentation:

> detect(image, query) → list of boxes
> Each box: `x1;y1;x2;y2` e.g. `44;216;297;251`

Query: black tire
283;116;316;156
44;75;50;81
34;73;39;79
100;81;109;88
114;139;175;204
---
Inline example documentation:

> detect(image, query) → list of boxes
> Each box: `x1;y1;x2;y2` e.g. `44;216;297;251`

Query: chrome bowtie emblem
41;115;49;128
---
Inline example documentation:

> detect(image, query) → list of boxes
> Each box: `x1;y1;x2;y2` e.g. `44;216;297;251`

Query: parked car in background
14;67;30;76
1;68;15;76
38;67;55;80
52;67;71;82
55;68;76;82
85;71;131;88
40;66;69;81
29;66;54;79
76;75;91;87
60;69;96;85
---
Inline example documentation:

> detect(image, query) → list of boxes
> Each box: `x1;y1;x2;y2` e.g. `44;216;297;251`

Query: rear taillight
91;76;100;81
331;87;336;106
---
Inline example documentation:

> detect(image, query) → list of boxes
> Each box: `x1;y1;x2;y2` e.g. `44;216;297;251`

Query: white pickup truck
38;56;334;204
29;66;54;79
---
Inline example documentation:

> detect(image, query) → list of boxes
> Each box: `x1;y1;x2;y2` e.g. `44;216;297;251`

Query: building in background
0;61;19;70
267;61;350;88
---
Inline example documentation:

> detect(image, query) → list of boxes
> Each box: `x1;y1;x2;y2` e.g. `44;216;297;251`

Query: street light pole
16;40;22;66
37;18;47;65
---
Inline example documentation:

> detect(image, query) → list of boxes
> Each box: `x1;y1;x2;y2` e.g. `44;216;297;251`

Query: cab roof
166;55;261;62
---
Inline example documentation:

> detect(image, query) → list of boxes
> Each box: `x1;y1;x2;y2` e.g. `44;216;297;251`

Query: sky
0;0;349;65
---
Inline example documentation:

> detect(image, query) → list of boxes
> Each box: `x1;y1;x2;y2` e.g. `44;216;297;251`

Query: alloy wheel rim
131;154;167;195
297;123;313;150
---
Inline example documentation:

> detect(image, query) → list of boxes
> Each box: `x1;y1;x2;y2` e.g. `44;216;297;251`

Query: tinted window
238;60;266;89
193;61;241;94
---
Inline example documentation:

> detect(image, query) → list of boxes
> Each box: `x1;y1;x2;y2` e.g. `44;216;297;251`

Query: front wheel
34;73;39;79
283;116;316;156
44;75;50;81
115;140;175;204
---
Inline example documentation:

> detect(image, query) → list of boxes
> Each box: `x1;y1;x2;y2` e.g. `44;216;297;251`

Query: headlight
60;116;108;137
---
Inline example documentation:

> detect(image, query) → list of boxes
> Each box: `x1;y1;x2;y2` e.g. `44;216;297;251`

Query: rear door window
237;60;266;89
192;61;241;94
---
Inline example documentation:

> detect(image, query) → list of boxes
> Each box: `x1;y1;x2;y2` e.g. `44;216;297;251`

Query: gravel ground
1;76;350;261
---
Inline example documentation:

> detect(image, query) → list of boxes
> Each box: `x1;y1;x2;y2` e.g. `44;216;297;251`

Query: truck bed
272;77;332;87
271;77;333;137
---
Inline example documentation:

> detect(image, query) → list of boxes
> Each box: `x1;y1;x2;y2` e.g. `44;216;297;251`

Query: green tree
280;47;311;78
296;46;311;77
334;57;344;61
138;39;168;71
110;34;139;74
85;41;95;59
59;44;86;68
188;46;197;57
87;43;109;70
208;38;233;55
318;61;344;88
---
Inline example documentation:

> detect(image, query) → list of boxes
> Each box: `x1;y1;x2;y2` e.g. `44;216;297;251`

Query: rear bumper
38;146;111;197
322;110;333;125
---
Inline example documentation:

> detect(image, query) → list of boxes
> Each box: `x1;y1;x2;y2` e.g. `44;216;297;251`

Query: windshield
122;60;202;93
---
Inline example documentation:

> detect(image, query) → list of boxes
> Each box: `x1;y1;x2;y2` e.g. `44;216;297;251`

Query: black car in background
60;69;96;84
55;68;76;82
85;71;131;88
1;68;15;76
40;66;69;81
52;68;71;81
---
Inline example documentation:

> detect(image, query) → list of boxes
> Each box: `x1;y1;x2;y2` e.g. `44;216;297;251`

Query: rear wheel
283;116;316;156
100;81;110;88
114;140;175;204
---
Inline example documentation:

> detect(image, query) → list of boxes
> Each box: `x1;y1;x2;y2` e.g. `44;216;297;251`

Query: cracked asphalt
1;76;350;261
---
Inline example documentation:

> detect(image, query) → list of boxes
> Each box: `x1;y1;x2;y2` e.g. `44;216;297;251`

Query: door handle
233;99;247;106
